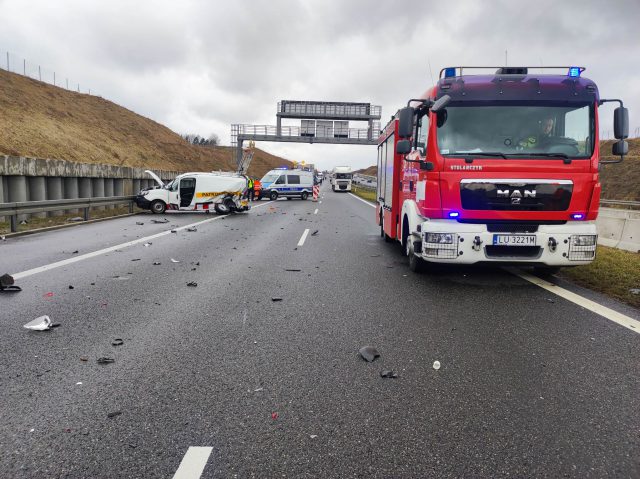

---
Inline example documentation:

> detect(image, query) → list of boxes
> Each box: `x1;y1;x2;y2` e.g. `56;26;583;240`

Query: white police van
259;168;314;201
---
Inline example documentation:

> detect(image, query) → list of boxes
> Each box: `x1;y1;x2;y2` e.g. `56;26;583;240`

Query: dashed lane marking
314;209;318;215
11;202;272;280
297;228;310;247
173;447;213;479
508;268;640;335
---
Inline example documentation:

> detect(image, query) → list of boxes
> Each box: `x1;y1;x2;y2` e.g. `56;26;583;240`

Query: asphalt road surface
1;185;639;478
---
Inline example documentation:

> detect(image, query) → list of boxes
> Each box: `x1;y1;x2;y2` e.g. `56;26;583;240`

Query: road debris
112;339;124;346
186;227;197;232
630;288;640;295
359;346;380;362
171;229;177;233
136;222;144;225
67;217;84;222
380;370;399;378
311;230;319;236
271;412;278;420
107;411;122;418
43;292;54;298
310;435;318;439
131;258;141;261
0;273;22;292
143;242;152;247
187;281;198;287
271;297;283;302
151;219;169;224
254;387;264;392
170;258;180;263
153;262;161;265
71;250;79;254
80;357;88;362
97;357;115;364
433;360;441;370
285;269;301;272
23;316;59;331
68;285;74;289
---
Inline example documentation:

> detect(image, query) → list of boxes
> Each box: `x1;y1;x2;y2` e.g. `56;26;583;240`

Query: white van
258;169;314;201
135;170;249;214
330;166;352;192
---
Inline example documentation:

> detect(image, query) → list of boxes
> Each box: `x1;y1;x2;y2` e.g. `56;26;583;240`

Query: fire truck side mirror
613;107;629;139
398;107;415;138
396;140;412;154
612;140;628;157
430;95;451;113
419;161;435;171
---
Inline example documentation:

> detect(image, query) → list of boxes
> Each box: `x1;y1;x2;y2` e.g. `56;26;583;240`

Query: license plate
492;234;537;246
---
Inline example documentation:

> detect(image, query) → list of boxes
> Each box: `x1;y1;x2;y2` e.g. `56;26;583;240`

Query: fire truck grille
460;181;573;211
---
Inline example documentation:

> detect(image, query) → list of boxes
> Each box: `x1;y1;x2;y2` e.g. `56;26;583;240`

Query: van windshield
336;173;352;179
261;174;280;183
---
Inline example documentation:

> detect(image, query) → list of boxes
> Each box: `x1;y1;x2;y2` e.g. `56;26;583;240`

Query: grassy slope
0;69;291;178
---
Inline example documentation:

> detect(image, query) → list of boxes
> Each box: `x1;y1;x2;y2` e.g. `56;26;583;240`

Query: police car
258;168;314;201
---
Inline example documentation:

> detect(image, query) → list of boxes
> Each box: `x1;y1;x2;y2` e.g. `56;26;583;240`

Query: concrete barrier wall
0;155;186;221
597;207;640;253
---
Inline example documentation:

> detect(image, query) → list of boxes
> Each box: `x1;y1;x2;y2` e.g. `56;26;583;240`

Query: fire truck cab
377;66;629;273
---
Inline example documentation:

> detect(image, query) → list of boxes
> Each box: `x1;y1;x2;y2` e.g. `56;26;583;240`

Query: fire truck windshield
436;102;594;159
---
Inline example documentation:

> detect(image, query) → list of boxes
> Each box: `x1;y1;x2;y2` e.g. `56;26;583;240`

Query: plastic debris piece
143;243;152;247
254;387;264;392
151;219;169;224
0;273;21;292
1;236;5;241
24;315;52;331
153;262;161;265
113;276;129;281
97;357;115;364
136;222;144;225
170;258;180;263
359;346;380;362
107;411;122;418
112;339;124;346
285;269;301;272
171;229;177;233
187;281;198;287
131;258;141;261
76;382;82;385
271;297;283;302
433;360;441;370
186;227;197;232
380;370;398;379
310;435;318;439
271;412;278;420
43;292;54;298
71;250;79;254
195;262;200;266
311;230;319;236
80;357;88;362
546;298;555;303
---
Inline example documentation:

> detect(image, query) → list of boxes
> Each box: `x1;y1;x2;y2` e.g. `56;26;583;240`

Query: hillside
357;138;640;201
0;69;291;177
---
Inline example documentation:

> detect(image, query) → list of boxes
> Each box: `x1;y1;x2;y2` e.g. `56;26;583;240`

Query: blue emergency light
568;67;582;78
448;211;460;218
444;67;456;78
571;213;585;220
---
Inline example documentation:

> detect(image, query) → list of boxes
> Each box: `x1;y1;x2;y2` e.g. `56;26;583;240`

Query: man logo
497;189;536;204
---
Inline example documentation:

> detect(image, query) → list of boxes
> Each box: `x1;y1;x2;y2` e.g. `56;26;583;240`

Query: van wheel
301;191;309;200
407;240;425;273
214;199;234;215
150;200;166;214
269;191;279;201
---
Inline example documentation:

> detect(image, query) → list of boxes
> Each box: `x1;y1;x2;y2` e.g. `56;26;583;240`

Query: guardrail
0;195;136;232
600;199;640;209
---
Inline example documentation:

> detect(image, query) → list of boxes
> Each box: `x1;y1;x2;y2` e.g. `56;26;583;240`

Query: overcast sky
1;0;638;171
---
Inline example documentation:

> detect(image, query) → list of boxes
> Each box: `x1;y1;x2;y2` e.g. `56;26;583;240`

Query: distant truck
258;168;314;200
135;170;249;214
378;66;628;274
331;166;353;192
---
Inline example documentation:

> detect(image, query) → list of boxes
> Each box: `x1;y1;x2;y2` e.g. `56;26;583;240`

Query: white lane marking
313;209;318;215
319;201;322;204
297;228;310;247
509;268;640;335
173;446;213;479
348;193;376;208
12;202;271;280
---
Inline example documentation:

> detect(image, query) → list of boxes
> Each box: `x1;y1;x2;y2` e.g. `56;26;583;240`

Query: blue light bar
448;211;460;218
571;213;585;220
568;67;582;78
444;67;456;78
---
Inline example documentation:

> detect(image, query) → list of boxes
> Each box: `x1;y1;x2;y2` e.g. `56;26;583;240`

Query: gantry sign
231;100;382;170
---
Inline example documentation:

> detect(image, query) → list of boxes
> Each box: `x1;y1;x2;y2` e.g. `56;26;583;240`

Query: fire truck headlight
571;235;597;247
425;233;454;244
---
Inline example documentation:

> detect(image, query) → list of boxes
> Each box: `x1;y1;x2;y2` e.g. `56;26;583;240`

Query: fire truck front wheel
407;239;425;273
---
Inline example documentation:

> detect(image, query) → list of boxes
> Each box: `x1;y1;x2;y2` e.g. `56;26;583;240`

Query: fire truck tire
269;191;279;201
533;266;561;277
150;200;166;214
407;240;425;273
301;191;309;200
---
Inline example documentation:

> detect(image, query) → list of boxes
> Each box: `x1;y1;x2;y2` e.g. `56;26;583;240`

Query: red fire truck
376;66;629;273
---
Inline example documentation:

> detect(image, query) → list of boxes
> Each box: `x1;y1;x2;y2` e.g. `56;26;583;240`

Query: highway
1;184;639;478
